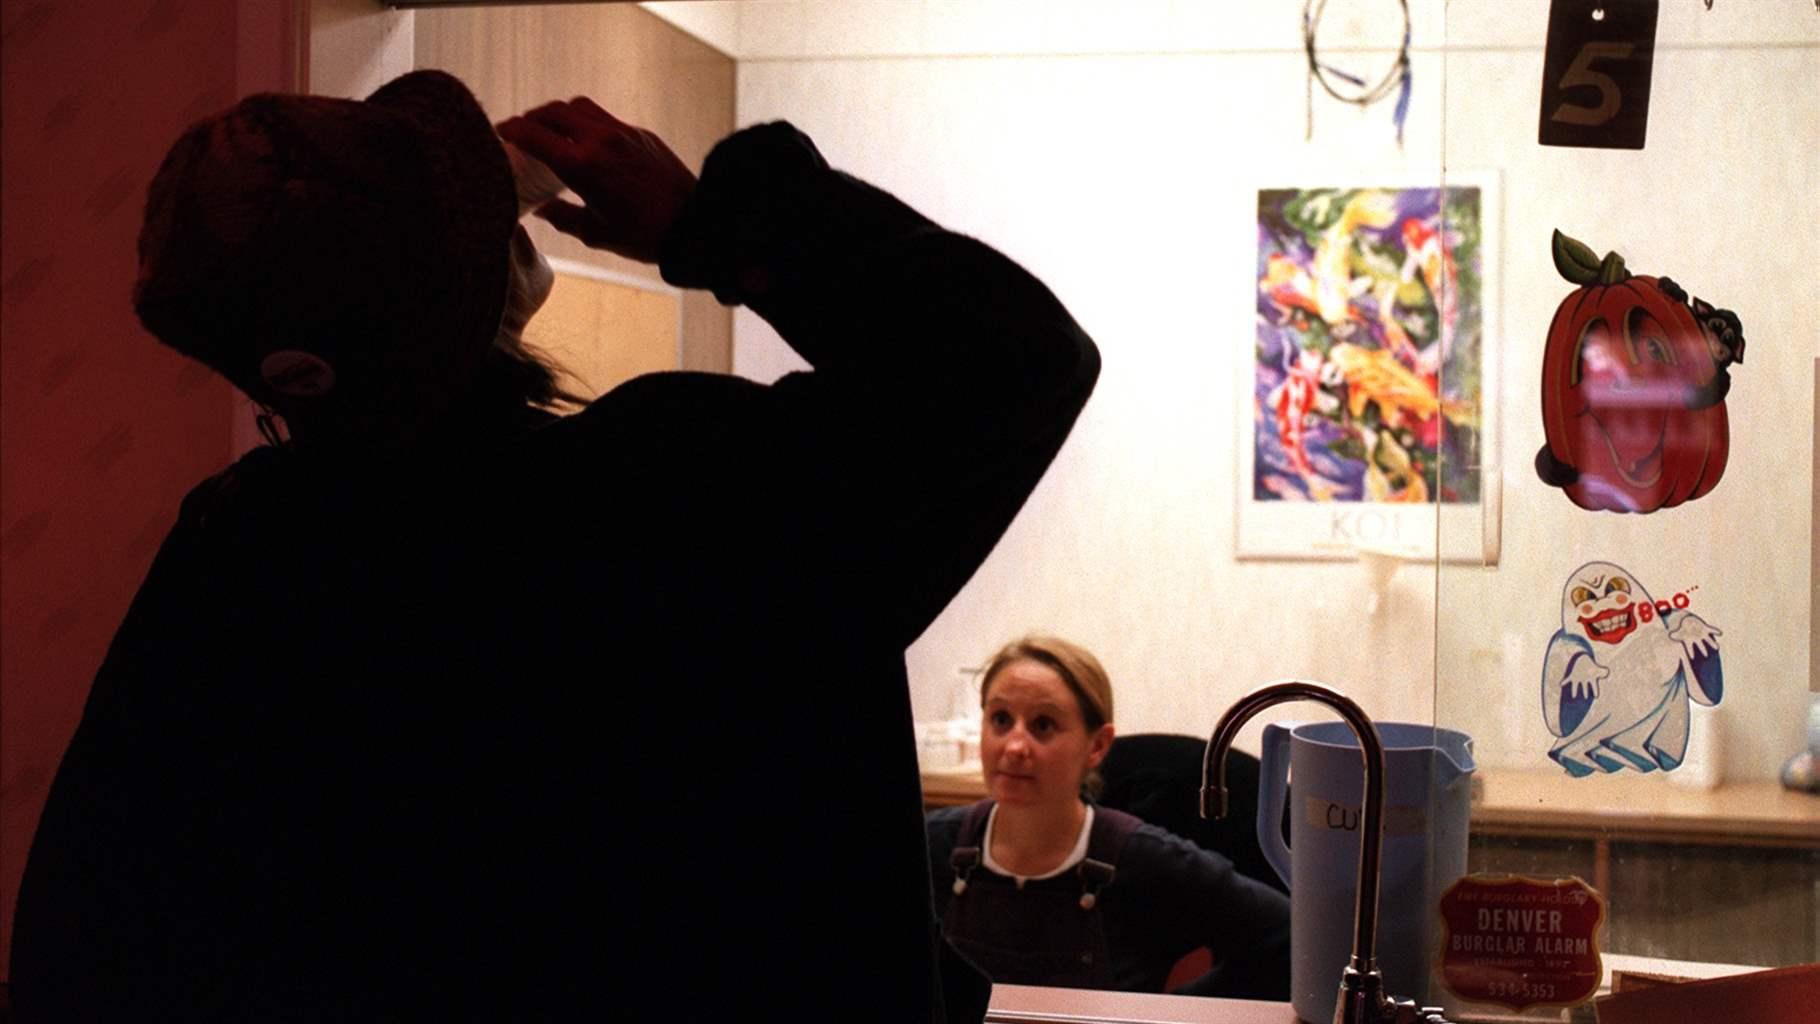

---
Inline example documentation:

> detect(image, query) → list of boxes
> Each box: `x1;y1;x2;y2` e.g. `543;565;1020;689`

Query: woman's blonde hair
979;635;1114;799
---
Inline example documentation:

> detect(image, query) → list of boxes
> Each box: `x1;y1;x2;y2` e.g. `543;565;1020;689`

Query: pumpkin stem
1597;251;1629;284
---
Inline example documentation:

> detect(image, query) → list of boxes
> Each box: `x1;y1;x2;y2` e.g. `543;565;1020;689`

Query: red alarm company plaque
1438;874;1606;1011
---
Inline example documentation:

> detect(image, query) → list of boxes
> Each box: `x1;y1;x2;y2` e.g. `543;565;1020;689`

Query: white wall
309;0;412;99
642;1;740;56
730;0;1820;780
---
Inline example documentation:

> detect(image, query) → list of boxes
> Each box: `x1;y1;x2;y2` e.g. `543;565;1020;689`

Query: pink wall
1;0;262;975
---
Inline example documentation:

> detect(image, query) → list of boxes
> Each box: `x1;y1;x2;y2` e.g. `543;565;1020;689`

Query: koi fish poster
1237;182;1501;564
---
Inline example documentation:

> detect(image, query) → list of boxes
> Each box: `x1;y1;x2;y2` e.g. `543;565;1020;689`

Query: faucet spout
1202;680;1386;980
1201;680;1451;1024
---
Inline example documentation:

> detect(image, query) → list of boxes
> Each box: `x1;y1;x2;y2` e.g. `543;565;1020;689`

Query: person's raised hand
497;97;696;265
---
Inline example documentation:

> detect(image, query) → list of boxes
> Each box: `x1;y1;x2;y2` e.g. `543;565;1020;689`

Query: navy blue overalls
943;800;1141;990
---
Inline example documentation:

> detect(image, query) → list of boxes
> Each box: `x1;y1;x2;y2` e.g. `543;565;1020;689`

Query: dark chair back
1097;733;1287;894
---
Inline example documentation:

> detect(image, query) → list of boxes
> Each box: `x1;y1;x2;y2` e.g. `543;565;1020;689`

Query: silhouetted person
10;70;1098;1022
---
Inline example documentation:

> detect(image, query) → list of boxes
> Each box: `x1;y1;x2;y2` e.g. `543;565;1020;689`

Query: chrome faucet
1201;680;1453;1024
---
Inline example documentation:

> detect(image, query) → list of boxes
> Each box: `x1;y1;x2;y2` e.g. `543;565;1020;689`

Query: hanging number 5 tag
1538;0;1659;150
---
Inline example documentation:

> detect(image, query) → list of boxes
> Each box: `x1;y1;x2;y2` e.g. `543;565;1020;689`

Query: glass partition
1434;0;1818;1020
391;1;1815;1019
706;0;1818;1018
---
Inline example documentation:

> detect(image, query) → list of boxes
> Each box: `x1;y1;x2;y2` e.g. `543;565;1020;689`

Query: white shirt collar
981;803;1095;888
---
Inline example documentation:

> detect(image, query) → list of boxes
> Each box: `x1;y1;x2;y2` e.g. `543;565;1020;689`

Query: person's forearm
658;121;1099;644
659;120;1098;407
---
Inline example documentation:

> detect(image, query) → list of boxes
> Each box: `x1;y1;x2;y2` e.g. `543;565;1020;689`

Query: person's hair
491;314;586;411
979;635;1114;800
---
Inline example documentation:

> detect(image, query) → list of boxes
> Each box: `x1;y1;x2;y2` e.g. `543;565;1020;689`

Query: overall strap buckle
1076;857;1117;910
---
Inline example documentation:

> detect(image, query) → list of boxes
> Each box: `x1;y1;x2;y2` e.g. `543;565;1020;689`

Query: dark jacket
927;802;1291;1001
11;122;1099;1023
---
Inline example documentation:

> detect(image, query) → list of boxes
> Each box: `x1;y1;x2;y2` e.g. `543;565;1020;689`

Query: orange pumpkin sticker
1535;230;1744;513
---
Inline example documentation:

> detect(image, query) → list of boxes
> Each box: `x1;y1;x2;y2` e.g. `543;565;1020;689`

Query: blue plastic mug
1258;721;1475;1023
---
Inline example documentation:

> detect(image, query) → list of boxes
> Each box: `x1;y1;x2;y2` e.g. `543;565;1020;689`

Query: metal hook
1703;0;1713;11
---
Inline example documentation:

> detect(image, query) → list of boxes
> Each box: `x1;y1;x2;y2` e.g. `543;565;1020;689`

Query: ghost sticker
1541;561;1723;777
1535;230;1746;513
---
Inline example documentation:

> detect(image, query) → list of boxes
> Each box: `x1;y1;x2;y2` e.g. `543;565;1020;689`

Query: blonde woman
927;636;1290;999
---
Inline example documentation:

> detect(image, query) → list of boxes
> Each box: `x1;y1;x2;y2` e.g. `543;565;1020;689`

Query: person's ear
1085;723;1116;770
259;349;337;398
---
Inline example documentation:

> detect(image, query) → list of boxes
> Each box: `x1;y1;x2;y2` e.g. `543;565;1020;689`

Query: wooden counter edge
1472;771;1820;846
981;957;1763;1024
921;766;1820;844
987;984;1294;1023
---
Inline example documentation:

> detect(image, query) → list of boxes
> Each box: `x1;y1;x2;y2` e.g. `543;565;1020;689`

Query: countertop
988;985;1294;1022
984;955;1761;1023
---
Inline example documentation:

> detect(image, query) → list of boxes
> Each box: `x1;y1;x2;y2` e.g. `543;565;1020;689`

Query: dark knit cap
133;70;517;409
